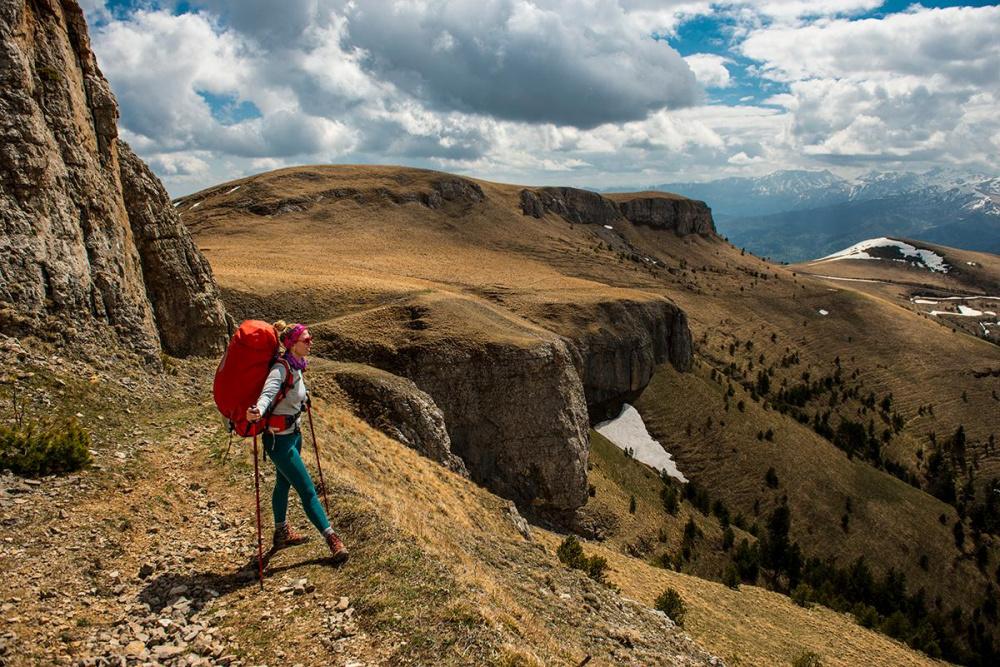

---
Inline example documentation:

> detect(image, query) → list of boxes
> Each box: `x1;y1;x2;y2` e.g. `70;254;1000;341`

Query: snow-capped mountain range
643;169;1000;219
626;169;1000;262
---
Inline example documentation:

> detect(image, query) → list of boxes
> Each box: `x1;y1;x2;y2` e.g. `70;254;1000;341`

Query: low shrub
557;535;608;583
791;652;822;667
654;587;686;626
0;418;91;476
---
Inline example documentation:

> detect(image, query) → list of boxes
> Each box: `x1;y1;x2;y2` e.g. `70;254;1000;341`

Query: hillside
790;237;1000;344
177;165;999;664
0;331;943;667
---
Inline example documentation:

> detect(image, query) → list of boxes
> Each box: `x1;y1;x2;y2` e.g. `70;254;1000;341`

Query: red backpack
214;320;296;437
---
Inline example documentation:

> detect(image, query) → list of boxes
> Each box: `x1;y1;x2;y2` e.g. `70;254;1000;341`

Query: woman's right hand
246;406;261;422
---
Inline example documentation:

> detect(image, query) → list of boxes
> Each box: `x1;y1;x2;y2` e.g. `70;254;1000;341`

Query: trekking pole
306;402;330;515
222;429;234;464
251;433;264;590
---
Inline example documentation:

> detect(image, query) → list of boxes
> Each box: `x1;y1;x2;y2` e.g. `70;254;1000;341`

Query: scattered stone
154;644;185;659
123;640;146;658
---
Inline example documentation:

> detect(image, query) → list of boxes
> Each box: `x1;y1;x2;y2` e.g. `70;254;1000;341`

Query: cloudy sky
81;1;1000;196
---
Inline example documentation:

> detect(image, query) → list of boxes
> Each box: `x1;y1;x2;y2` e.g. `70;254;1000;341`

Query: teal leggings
263;431;331;534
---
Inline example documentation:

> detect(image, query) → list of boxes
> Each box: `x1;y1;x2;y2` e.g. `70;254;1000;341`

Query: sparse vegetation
791;651;822;667
0;419;91;476
557;535;609;583
654;588;686;626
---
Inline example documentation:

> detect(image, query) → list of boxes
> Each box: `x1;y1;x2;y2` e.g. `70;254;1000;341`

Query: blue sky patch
196;91;262;126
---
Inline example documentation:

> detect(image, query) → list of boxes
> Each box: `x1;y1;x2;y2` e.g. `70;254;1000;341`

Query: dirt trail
0;422;368;667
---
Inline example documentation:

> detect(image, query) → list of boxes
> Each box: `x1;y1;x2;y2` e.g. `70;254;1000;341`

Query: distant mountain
618;169;1000;262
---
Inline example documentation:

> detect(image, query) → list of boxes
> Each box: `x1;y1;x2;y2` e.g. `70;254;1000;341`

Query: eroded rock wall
618;196;715;236
520;186;716;237
0;0;226;357
521;297;693;423
313;298;591;513
118;144;228;356
324;361;469;477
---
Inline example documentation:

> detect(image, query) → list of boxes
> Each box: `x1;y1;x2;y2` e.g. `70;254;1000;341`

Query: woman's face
290;329;313;357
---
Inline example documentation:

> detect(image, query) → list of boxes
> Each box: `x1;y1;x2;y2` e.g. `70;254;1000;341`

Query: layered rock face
520;187;621;226
521;186;715;237
0;0;226;357
617;196;715;236
118;144;229;356
314;296;591;513
325;362;468;476
523;297;693;423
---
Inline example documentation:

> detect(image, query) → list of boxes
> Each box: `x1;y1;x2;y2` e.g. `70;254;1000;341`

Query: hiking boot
325;530;349;565
272;524;310;551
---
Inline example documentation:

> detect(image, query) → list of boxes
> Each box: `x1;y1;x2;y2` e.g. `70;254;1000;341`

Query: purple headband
282;323;308;348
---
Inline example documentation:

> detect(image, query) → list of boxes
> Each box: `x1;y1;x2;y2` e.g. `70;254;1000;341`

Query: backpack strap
262;357;302;433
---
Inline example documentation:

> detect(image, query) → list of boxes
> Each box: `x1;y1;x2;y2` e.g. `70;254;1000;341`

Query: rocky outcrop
326;362;468;476
198;174;484;218
118;144;229;356
520;186;716;237
617;196;715;236
313;296;591;513
405;339;589;513
312;290;694;514
520;296;693;423
520;187;621;226
0;0;227;358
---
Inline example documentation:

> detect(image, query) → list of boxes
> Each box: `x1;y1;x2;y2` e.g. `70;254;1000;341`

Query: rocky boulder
323;361;468;476
0;0;226;358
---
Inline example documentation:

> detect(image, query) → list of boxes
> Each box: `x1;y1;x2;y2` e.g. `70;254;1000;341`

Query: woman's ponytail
273;320;288;351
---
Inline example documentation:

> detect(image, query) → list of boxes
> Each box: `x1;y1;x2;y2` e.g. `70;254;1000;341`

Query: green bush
557;535;608;584
654;588;686;626
722;564;740;590
791;651;822;667
587;556;609;584
0;419;91;476
791;583;813;607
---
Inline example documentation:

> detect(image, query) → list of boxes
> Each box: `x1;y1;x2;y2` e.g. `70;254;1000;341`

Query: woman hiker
246;321;349;565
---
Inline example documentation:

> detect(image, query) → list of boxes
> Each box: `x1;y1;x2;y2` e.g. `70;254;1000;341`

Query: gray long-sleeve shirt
255;362;307;435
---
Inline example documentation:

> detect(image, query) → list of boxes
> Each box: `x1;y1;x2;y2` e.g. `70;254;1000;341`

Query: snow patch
225;185;241;194
603;225;614;230
595;404;687;482
190;201;201;210
818;309;829;315
912;299;938;305
813;237;949;273
913;294;1000;301
806;274;884;284
930;308;987;317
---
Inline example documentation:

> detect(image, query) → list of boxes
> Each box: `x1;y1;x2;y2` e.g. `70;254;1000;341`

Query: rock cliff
520;296;693;423
322;361;468;476
616;194;716;236
0;0;227;358
312;295;591;514
521;186;716;236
